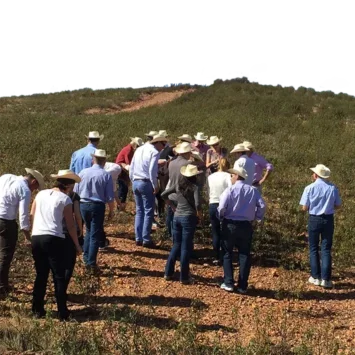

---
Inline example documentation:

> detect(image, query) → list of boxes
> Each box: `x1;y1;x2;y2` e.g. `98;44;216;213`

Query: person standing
300;164;341;289
129;134;168;248
206;136;228;174
218;166;266;294
192;132;210;163
231;144;255;186
0;168;44;296
70;131;104;174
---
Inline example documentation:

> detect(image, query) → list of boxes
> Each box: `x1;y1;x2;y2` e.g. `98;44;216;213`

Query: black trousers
32;234;68;318
64;234;77;293
0;219;18;292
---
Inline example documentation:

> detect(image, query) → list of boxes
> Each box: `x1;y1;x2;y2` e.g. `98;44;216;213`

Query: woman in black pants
31;170;82;320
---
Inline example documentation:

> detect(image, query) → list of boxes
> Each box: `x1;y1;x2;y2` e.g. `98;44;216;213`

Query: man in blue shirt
74;149;114;271
70;131;104;174
300;164;341;289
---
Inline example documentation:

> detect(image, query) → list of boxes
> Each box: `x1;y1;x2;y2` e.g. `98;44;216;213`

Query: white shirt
104;162;122;192
208;172;232;204
234;155;256;186
32;189;72;238
0;174;31;230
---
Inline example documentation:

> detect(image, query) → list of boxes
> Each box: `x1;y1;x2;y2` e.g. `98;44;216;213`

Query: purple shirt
250;152;273;182
192;141;210;163
218;181;266;221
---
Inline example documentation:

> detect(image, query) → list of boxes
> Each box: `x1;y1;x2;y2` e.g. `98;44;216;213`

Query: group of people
0;129;341;319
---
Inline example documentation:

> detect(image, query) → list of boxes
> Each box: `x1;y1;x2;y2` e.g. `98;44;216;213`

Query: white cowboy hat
158;130;169;137
206;136;222;146
228;167;248;180
130;137;144;147
180;164;201;177
230;144;250;154
50;169;81;183
310;164;331;179
178;134;193;143
25;168;45;190
175;142;192;154
85;131;104;140
243;141;254;150
145;130;158;137
191;152;203;162
91;149;109;158
150;134;168;144
194;132;208;141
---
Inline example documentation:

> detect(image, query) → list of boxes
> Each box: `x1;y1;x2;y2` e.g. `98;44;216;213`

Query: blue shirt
300;178;341;215
218;181;266;221
70;143;96;174
74;164;114;204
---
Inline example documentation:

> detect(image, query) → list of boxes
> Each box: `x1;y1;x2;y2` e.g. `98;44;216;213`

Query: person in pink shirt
191;132;210;164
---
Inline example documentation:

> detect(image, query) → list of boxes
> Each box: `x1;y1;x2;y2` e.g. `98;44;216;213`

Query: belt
224;219;251;224
80;201;105;205
0;218;17;223
134;178;150;182
310;214;333;217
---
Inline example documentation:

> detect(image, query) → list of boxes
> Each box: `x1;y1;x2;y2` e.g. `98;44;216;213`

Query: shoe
143;242;158;249
151;223;158;231
164;275;172;281
180;278;194;285
32;309;46;319
321;280;333;289
212;258;222;266
308;276;321;286
220;283;234;292
236;288;247;294
99;239;110;249
136;241;143;246
85;265;101;276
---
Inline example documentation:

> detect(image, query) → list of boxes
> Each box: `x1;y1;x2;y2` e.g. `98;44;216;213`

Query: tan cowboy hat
25;168;45;190
206;136;222;146
130;137;144;147
194;132;208;141
85;131;104;140
180;164;201;177
158;130;169;137
243;141;254;150
191;152;203;162
145;130;158;137
50;169;81;183
175;142;192;154
150;134;168;144
178;134;193;143
230;144;249;154
310;164;331;179
91;149;109;158
228;167;248;180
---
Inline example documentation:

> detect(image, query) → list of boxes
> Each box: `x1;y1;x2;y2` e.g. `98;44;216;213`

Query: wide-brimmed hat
310;164;331;179
50;169;81;183
175;142;192;154
91;149;108;158
191;152;203;162
130;137;144;147
207;136;222;146
194;132;208;141
25;168;45;190
145;130;158;137
85;131;104;140
158;130;169;137
228;167;248;180
150;134;168;144
178;134;193;143
180;164;201;177
243;141;254;150
230;144;249;154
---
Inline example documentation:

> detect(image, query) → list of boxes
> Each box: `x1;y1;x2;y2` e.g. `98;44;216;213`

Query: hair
218;158;230;172
53;178;75;191
178;175;197;201
238;175;245;181
25;173;35;181
93;156;106;166
89;138;100;143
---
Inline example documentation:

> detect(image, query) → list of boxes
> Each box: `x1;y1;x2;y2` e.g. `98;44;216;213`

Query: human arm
255;193;266;221
19;188;31;243
129;155;135;181
105;175;115;219
149;151;160;192
161;185;177;201
299;187;310;212
73;200;83;236
334;187;341;210
69;152;76;172
63;204;82;254
30;199;36;230
217;188;230;220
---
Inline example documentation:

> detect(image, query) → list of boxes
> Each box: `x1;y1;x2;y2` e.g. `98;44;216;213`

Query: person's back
168;156;190;188
208;171;231;204
130;143;159;181
234;155;255;186
70;144;96;174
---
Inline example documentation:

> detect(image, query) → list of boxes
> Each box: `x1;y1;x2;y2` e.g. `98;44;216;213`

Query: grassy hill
0;79;355;353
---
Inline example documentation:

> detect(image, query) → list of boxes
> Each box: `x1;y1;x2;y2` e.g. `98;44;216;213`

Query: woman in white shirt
207;158;232;265
30;170;82;321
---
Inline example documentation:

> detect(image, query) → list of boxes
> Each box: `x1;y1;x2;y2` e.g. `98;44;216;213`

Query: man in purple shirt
218;166;266;294
191;132;210;164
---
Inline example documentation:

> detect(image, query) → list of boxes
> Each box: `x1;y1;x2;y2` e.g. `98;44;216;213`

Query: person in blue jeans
300;164;341;289
162;164;202;284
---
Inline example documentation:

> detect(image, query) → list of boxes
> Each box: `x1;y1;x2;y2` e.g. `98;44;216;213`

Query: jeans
209;203;221;260
221;219;253;290
64;234;76;293
308;214;334;281
166;204;175;239
165;215;197;281
80;202;106;266
133;180;155;243
32;234;67;319
118;178;129;203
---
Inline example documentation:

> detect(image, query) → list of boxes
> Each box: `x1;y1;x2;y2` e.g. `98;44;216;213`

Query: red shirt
115;144;134;165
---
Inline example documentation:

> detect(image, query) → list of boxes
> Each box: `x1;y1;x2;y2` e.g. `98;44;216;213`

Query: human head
218;158;230;172
91;149;108;167
178;134;193;143
50;170;81;193
150;134;168;152
194;132;208;145
130;137;144;150
243;141;254;157
145;130;158;142
230;144;249;159
86;131;104;147
310;164;331;181
175;142;192;160
24;168;45;192
207;136;222;151
228;166;248;184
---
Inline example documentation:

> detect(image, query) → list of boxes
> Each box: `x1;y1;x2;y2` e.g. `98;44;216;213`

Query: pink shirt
250;152;273;182
192;141;210;163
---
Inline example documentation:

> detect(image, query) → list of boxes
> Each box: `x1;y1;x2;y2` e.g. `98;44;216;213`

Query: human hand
107;210;114;220
153;186;159;195
76;245;83;256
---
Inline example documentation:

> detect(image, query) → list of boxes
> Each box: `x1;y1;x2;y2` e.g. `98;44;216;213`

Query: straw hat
25;168;45;190
230;144;249;153
228;167;248;180
130;137;144;147
191;152;203;162
145;130;158;137
158;130;169;137
243;141;254;150
180;164;201;177
150;134;168;144
85;131;104;140
178;134;193;143
50;169;81;183
175;142;192;154
206;136;222;146
310;164;331;179
194;132;208;141
91;149;108;158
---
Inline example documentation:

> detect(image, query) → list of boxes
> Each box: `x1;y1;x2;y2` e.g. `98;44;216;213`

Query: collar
92;164;103;169
87;143;95;148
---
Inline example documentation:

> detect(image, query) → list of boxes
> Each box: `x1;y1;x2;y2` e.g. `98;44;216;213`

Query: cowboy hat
85;131;104;140
158;130;169;137
194;132;208;141
310;164;331;179
150;134;168;144
230;144;249;154
191;152;203;162
50;169;81;183
243;141;254;150
130;137;144;147
206;136;222;146
228;167;248;180
180;164;201;177
145;130;158;137
175;142;192;154
25;168;45;190
91;149;109;158
178;134;193;143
